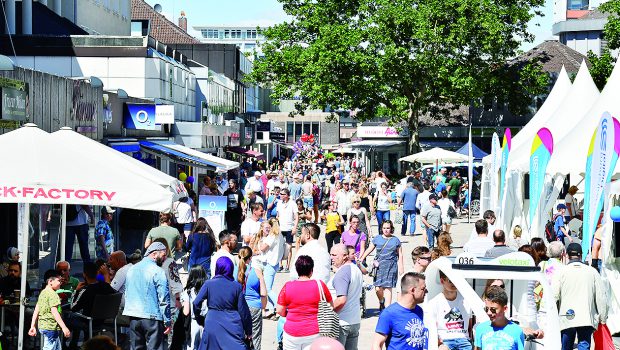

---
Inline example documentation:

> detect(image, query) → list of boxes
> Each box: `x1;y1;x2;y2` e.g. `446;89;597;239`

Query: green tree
587;49;616;91
247;0;549;153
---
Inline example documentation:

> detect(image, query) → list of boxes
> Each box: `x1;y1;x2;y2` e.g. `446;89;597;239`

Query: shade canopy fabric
508;61;599;172
546;60;620;175
482;66;572;165
0;124;186;212
140;140;239;172
400;147;469;163
456;142;488;160
226;146;265;159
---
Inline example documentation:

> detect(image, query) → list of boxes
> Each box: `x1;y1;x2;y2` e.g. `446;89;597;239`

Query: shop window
311;122;319;136
303;123;311;135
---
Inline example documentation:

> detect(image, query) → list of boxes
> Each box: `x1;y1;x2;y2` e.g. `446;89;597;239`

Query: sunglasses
492;284;505;289
353;201;360;203
419;256;432;261
484;307;499;314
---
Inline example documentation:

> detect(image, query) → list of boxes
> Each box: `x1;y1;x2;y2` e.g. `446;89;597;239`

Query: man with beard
224;179;246;234
0;261;31;297
123;242;171;350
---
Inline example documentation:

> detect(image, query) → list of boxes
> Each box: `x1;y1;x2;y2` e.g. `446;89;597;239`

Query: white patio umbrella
399;147;469;164
0;124;187;349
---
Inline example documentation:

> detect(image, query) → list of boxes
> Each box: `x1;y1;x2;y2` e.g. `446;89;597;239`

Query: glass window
567;0;588;9
224;30;231;39
131;22;143;36
246;29;257;39
295;122;302;137
231;30;242;39
203;29;219;39
311;122;319;136
303;123;311;135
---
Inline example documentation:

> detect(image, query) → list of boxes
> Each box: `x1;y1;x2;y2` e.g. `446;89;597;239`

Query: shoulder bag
315;280;340;338
369;237;392;277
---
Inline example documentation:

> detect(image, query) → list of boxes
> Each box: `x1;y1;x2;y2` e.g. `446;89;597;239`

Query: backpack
66;205;81;222
545;214;560;242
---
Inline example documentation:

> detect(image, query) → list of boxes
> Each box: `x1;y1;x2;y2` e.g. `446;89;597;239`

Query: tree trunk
407;108;421;155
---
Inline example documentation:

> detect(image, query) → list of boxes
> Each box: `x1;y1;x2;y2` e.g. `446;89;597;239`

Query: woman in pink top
276;255;333;349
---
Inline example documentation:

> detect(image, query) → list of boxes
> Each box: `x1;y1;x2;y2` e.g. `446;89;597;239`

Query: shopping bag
394;210;403;225
593;323;615;350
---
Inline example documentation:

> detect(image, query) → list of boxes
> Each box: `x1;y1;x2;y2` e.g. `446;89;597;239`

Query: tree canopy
247;0;549;152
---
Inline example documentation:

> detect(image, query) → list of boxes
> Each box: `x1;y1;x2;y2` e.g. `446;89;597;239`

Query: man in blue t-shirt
373;272;429;350
398;182;420;236
474;286;524;350
554;204;572;245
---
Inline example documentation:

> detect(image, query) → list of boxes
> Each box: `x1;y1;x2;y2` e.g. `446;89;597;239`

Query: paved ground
258;214;476;349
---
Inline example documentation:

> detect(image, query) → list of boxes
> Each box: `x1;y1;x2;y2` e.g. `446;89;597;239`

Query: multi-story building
552;0;611;56
193;25;265;58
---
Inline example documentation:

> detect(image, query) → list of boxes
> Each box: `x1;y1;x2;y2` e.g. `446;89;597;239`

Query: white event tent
0;124;187;349
499;61;600;237
399;147;469;164
479;66;572;217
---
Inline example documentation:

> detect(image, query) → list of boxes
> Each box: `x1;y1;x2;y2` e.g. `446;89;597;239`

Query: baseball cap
566;243;581;257
144;242;167;256
101;206;116;215
254;171;261;177
429;194;438;201
7;247;20;260
557;203;567;210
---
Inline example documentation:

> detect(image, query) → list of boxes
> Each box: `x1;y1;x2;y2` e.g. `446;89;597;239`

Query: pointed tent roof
399;147;469;164
483;66;572;164
508;61;599;172
547;56;620;175
456;142;488;160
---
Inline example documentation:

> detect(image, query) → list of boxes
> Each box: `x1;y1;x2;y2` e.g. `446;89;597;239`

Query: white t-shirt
240;218;261;246
210;250;238;279
262;234;285;266
162;258;184;303
328;263;363;326
437;198;454;220
276;199;296;231
174;201;193;224
111;263;133;294
426;292;471;341
335;190;353;216
302;181;313;196
290;240;332;283
416;191;431;210
463;236;494;257
565;193;578;217
67;205;91;226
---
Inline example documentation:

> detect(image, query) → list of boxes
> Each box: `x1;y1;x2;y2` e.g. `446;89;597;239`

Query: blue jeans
276;316;286;342
65;224;91;262
561;326;594;350
263;263;279;310
442;338;472;350
401;210;416;235
41;330;61;350
376;210;390;230
426;227;439;248
303;196;314;209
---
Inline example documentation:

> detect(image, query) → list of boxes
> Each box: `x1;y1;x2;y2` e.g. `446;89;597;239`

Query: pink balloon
310;337;345;350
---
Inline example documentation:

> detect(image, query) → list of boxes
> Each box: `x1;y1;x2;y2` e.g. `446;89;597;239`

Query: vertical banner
198;195;228;236
582;112;620;258
490;133;501;211
499;129;512;205
529;128;554;224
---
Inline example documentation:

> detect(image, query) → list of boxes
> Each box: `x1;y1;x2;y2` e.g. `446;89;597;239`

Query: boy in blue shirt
474;286;524;350
554;204;572;245
373;272;429;350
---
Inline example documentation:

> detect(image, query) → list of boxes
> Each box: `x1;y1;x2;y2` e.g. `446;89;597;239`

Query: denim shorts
442;338;472;350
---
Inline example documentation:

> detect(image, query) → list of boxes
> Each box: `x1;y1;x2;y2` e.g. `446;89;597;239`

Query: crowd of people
8;156;610;350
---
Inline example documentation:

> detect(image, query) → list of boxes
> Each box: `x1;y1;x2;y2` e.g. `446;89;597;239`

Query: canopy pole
60;204;66;261
18;204;30;350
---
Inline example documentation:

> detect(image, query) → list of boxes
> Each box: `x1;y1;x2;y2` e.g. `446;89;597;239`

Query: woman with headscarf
193;256;253;350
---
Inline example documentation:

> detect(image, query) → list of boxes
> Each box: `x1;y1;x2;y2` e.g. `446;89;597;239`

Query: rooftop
131;0;200;45
511;40;589;75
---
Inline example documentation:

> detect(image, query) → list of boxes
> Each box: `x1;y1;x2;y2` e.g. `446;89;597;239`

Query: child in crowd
29;270;71;350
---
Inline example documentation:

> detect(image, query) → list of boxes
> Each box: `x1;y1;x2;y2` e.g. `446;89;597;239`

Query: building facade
552;0;611;56
193;25;265;58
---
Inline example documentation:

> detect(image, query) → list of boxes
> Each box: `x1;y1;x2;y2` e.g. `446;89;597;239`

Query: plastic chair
72;293;122;343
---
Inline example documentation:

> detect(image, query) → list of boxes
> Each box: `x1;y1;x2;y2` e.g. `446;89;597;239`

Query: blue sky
146;0;554;52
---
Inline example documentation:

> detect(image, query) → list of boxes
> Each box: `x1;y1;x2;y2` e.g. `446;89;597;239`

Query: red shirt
278;279;333;337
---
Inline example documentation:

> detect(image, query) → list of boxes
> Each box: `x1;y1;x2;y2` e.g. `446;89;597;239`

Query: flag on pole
528;128;554;225
468;126;473;220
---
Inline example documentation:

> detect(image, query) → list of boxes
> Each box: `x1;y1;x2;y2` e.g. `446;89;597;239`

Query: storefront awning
108;140;140;153
226;146;265;159
140;140;239;172
347;140;405;149
271;140;294;150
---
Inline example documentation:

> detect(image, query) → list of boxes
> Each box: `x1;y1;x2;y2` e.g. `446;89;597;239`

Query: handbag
448;205;457;219
316;280;340;338
369;237;392;277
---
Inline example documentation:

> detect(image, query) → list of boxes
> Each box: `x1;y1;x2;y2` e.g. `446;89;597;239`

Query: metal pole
60;204;66;261
6;0;16;34
22;0;32;35
18;204;30;350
